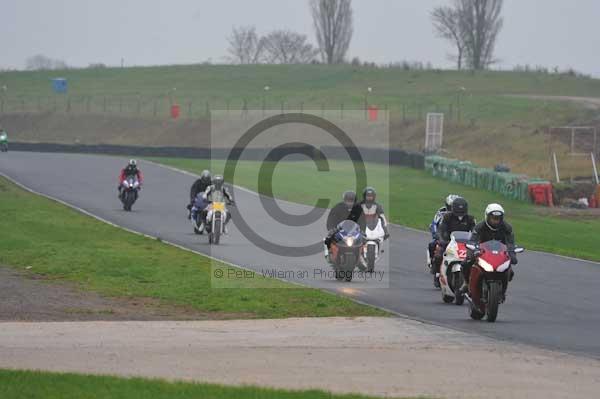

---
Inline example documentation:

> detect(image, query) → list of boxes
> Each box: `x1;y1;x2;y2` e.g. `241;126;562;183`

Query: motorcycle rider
118;159;143;198
428;194;460;267
188;170;212;219
432;196;476;278
202;175;234;233
0;127;8;149
357;187;390;239
323;191;362;260
461;203;517;295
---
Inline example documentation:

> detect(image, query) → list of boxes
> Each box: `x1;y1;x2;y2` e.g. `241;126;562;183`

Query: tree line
24;0;505;72
228;0;504;70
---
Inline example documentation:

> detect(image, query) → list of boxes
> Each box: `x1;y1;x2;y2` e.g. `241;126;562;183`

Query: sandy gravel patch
1;317;599;398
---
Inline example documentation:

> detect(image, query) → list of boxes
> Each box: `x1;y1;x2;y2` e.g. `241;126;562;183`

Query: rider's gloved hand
509;252;518;265
384;232;390;240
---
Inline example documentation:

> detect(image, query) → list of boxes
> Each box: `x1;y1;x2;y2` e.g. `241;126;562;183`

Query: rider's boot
323;244;330;262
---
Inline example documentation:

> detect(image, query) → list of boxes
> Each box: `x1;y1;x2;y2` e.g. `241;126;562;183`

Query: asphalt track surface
1;151;599;359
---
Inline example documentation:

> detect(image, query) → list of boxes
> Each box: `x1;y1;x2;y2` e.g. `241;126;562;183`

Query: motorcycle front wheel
486;281;502;322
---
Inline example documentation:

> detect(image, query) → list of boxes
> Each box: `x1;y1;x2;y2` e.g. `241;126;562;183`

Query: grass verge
0;369;424;399
151;157;600;262
0;176;386;318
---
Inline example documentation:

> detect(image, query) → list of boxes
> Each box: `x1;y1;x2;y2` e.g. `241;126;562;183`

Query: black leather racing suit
432;213;476;274
324;202;362;248
463;221;517;290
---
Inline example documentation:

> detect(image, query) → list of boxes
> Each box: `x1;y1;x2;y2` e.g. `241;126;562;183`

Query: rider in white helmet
461;203;517;295
118;159;143;198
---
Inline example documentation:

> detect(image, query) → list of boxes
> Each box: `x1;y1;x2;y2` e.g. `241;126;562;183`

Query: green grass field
0;176;385;318
2;64;599;177
151;157;600;262
1;64;597;122
0;370;423;399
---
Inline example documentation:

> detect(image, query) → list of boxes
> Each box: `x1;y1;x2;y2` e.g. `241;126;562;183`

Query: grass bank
0;176;385;318
0;370;421;399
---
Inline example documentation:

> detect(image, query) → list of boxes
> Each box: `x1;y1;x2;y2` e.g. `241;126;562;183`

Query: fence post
22;99;26;112
242;98;248;118
66;97;71;112
340;103;344;119
153;99;157;117
321;104;325;117
188;101;192;118
300;102;304;113
1;98;4;114
206;101;210;117
402;104;406;122
119;97;123;113
137;97;141;115
103;97;107;113
280;100;284;114
449;103;453;121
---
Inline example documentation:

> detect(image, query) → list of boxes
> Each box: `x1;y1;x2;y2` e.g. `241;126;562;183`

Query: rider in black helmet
358;187;389;236
188;170;212;218
433;196;476;269
323;190;362;260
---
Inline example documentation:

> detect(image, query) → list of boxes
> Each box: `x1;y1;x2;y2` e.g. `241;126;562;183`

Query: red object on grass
170;104;180;119
368;105;378;121
528;183;554;207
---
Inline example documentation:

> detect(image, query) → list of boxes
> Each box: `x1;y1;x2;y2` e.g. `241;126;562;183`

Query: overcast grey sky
2;0;600;75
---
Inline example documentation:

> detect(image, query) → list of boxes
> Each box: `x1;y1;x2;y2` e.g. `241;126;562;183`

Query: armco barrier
426;155;551;204
8;142;426;170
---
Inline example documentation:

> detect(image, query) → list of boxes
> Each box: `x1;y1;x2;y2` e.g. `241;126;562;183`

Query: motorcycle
439;231;471;305
361;216;386;273
189;194;208;235
204;190;231;245
329;220;364;282
465;240;524;322
120;176;140;211
0;133;8;152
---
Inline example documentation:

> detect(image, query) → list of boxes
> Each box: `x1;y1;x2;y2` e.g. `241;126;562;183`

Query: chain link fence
0;94;465;123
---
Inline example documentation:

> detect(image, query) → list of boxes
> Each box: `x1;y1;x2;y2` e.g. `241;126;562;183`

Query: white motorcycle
120;176;140;211
439;231;471;305
204;191;230;245
361;216;386;272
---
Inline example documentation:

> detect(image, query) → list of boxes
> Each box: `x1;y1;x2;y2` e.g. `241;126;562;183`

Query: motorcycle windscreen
479;240;507;253
337;220;361;238
450;231;472;243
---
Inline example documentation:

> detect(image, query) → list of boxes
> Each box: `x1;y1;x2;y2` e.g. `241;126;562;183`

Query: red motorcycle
465;240;524;322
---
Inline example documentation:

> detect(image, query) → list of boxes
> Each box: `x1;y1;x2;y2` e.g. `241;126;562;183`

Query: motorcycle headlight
344;237;354;246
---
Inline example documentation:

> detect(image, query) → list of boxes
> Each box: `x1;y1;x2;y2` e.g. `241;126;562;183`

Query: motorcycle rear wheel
453;272;465;305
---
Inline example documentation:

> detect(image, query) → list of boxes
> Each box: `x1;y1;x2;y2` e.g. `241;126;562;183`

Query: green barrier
425;155;546;202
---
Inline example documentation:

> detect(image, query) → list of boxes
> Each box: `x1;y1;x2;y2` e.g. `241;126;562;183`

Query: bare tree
226;26;265;64
310;0;353;64
431;0;503;70
431;6;465;70
262;30;319;64
457;0;503;69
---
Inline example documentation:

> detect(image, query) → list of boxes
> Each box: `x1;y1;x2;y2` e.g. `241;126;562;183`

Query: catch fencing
425;155;550;203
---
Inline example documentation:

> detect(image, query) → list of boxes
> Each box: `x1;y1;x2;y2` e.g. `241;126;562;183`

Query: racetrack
1;151;599;359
